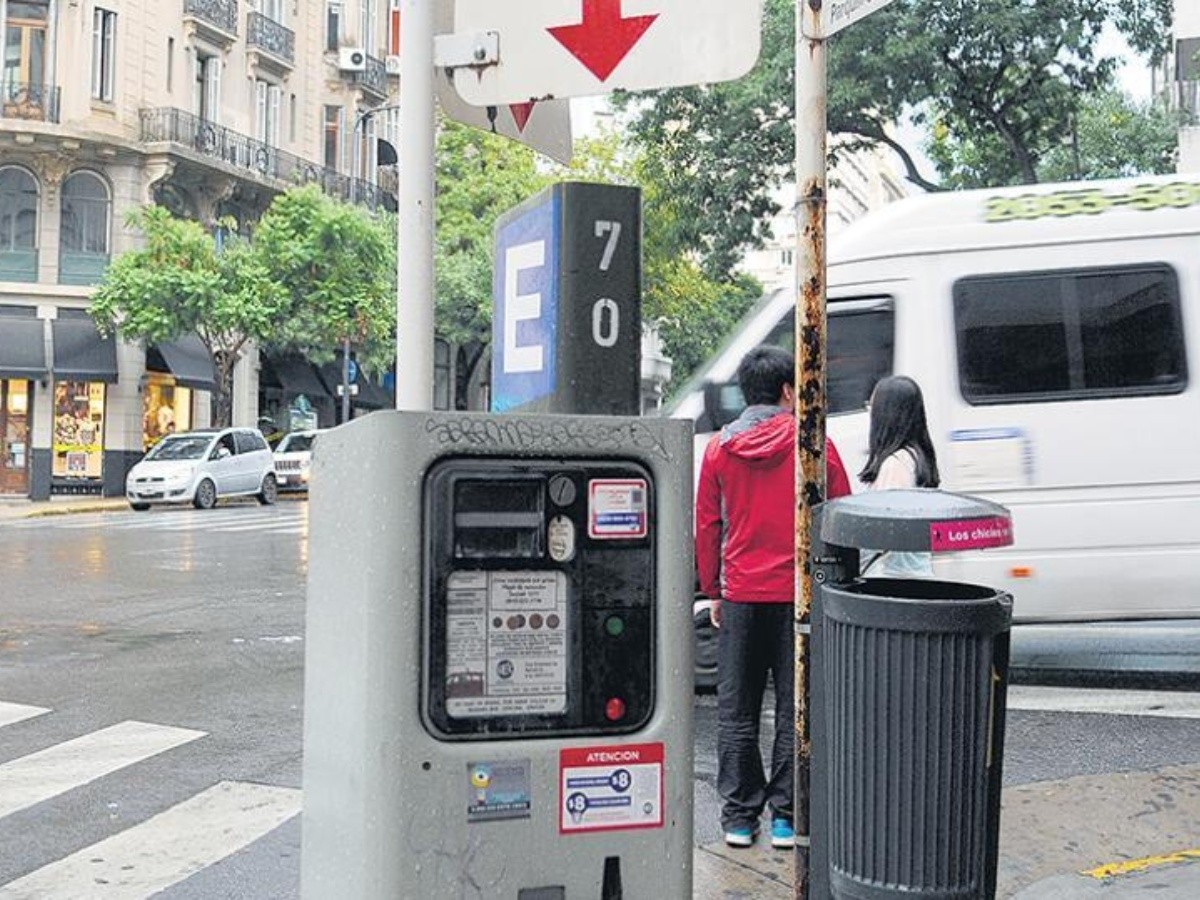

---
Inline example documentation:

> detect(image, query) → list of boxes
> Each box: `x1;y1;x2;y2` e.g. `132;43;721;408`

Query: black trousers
716;600;794;831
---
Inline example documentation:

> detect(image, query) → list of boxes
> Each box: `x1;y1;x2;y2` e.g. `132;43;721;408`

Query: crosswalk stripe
1007;686;1200;719
0;781;301;900
0;721;205;820
0;702;50;729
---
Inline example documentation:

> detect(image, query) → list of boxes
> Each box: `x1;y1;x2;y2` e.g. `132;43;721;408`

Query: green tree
619;0;1174;277
91;206;286;427
254;185;396;373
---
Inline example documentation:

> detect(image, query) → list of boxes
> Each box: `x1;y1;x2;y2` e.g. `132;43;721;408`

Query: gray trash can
809;490;1014;900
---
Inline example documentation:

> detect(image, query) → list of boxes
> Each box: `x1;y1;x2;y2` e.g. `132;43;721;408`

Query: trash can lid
820;489;1013;553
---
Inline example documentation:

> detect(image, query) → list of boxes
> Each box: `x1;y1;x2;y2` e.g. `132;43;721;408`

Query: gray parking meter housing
810;490;1014;900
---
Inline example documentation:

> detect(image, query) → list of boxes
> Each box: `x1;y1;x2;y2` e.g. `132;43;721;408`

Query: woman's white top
869;449;934;578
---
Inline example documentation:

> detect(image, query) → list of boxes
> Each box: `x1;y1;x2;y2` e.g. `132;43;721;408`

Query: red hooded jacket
696;409;852;603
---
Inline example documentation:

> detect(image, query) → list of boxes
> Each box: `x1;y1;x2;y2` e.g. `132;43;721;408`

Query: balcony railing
355;54;389;99
139;107;389;211
247;11;294;66
1;82;61;124
183;0;238;38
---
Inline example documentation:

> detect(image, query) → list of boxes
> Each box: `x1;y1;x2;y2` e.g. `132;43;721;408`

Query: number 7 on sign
595;220;622;271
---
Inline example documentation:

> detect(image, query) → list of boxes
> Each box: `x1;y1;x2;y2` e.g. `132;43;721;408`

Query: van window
702;297;894;428
955;264;1187;404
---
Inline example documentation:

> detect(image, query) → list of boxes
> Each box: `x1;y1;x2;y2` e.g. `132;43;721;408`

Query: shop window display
143;375;192;449
53;381;105;479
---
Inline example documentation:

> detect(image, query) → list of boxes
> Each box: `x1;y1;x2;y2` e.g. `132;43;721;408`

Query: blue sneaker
724;824;758;847
771;818;795;849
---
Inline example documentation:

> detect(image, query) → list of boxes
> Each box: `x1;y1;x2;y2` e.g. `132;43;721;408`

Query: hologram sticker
467;760;532;823
588;479;648;540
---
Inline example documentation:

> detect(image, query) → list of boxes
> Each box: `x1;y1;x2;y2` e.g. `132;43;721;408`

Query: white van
673;174;1200;637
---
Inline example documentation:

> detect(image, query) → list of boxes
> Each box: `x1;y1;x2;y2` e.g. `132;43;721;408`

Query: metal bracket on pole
433;31;500;70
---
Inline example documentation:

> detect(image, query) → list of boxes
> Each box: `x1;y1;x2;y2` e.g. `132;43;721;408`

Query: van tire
193;479;218;510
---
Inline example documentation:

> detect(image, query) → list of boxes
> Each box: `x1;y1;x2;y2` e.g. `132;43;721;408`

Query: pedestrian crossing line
1006;686;1200;720
0;702;50;729
0;721;205;821
0;781;301;900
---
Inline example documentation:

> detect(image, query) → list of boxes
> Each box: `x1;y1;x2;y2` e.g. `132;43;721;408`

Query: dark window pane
1077;271;1184;391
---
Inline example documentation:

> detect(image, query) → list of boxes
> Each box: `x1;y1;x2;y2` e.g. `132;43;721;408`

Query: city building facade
1175;0;1200;171
0;0;400;499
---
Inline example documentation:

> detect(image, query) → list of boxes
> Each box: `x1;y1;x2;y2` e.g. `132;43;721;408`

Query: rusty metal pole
794;1;827;897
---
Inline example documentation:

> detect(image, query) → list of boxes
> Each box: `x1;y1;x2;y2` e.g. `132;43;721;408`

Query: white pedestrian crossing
0;720;206;820
1006;685;1200;720
0;702;49;729
0;781;301;900
3;506;307;535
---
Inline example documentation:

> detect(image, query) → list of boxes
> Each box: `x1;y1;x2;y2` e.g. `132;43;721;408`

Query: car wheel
694;599;719;693
129;502;150;512
193;478;218;510
258;474;278;505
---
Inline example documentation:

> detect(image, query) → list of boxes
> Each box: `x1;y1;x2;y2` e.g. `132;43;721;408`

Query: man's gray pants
716;600;794;832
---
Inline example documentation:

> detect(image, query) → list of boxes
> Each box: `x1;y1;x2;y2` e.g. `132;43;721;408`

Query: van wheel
129;502;150;512
258;475;278;505
193;479;217;510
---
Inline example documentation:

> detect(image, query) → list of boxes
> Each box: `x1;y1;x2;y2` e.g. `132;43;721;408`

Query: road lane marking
1007;686;1200;720
0;721;205;820
1084;848;1200;879
0;781;300;899
0;702;50;729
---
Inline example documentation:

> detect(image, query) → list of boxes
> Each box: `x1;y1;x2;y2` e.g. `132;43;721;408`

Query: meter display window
424;459;655;740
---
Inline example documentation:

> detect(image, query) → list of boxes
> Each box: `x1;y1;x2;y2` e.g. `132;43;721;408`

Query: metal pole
396;0;436;411
794;1;827;897
341;335;352;424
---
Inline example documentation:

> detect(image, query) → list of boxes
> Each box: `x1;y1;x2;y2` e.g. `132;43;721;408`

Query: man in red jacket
695;345;851;849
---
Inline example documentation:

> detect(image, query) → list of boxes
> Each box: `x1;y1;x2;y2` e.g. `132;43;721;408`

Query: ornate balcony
354;54;389;100
139;107;390;211
1;82;60;124
183;0;238;43
247;11;294;68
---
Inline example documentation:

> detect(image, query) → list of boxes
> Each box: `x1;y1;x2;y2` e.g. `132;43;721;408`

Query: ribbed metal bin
821;578;1012;900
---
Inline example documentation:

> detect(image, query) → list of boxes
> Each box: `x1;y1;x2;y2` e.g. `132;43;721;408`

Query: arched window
0;167;39;282
59;171;111;285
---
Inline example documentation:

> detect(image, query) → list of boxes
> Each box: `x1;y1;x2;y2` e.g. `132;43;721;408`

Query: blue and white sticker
588;479;648;540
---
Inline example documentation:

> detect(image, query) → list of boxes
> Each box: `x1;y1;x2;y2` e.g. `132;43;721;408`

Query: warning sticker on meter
446;571;568;719
559;743;664;834
588;479;648;540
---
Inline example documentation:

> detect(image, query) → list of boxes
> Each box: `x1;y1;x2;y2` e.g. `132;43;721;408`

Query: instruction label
559;743;664;834
446;570;568;718
588;479;648;540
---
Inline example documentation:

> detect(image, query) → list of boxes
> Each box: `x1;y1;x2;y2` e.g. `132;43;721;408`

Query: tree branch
841;120;946;193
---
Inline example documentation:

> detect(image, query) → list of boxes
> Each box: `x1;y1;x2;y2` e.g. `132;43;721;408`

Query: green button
605;615;625;637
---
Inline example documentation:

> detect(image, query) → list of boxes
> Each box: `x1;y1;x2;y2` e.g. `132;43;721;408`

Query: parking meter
302;411;694;899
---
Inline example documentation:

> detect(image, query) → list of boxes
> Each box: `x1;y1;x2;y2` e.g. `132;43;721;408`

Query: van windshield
146;435;211;461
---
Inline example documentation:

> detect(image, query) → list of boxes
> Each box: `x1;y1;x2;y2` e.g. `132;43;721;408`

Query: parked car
273;429;324;493
126;427;277;511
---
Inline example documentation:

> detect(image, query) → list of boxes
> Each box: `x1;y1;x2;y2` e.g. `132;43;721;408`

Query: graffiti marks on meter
446;571;568;718
559;743;665;834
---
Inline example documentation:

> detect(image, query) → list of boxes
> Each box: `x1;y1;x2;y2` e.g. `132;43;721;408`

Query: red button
605;697;627;722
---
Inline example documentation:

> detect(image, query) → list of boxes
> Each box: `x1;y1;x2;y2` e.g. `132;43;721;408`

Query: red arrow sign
548;0;659;83
509;102;536;132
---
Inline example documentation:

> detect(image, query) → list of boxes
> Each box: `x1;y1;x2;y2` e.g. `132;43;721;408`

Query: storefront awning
317;360;392;410
150;335;216;392
0;307;48;380
52;312;118;383
356;373;393;410
265;354;331;401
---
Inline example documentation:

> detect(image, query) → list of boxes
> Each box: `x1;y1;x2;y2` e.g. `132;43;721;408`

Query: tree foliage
91;206;286;426
618;0;1175;277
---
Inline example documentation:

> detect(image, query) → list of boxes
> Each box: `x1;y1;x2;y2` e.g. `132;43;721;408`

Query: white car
273;429;324;493
126;428;277;511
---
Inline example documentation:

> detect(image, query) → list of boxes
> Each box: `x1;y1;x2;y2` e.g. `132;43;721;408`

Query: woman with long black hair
859;375;940;576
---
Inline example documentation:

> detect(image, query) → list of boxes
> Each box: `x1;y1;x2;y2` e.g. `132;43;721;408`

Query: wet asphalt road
2;502;1200;897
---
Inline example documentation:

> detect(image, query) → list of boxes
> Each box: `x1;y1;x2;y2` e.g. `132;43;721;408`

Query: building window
194;53;220;123
91;8;117;102
780;248;794;266
388;0;401;56
434;339;451;410
955;264;1187;404
323;105;343;169
361;0;377;54
167;38;175;93
262;0;285;24
289;93;297;143
0;166;39;282
53;381;106;481
326;1;342;52
143;376;192;449
3;0;49;90
60;171;111;285
255;79;282;146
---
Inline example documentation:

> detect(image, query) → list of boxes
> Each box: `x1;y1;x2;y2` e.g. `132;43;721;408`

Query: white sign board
452;0;764;107
801;0;897;39
435;1;573;163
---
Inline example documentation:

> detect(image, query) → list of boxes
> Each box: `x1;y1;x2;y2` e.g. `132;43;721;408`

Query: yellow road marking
1084;848;1200;879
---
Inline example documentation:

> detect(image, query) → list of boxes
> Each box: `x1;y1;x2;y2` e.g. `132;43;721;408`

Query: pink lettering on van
929;516;1013;552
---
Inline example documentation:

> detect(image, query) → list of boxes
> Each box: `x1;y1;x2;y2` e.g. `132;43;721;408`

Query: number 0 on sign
452;0;765;106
